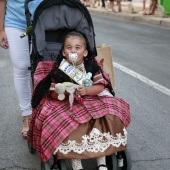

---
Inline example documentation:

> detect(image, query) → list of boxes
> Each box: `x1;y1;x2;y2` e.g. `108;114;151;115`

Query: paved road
0;48;40;170
91;13;170;170
92;13;170;89
0;14;170;170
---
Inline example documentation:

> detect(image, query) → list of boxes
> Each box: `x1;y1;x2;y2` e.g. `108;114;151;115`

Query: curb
88;8;170;28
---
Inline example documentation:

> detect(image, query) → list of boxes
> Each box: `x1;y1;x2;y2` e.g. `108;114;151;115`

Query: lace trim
54;128;127;155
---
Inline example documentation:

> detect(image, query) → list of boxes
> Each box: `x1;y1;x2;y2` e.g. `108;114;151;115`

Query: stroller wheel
27;142;35;154
41;161;51;170
106;153;118;170
118;150;132;170
58;159;67;170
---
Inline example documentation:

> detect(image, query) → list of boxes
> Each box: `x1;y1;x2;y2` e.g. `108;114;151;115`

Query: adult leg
108;0;114;11
117;1;122;12
148;0;153;14
98;0;101;6
101;0;105;7
5;27;32;138
150;0;158;14
143;0;146;11
86;0;90;6
139;0;146;14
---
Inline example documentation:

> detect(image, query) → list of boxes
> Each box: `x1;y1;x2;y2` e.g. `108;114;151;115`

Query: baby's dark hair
63;31;87;49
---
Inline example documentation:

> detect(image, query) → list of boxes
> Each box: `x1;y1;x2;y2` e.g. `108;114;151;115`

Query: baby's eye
66;46;71;50
76;46;81;50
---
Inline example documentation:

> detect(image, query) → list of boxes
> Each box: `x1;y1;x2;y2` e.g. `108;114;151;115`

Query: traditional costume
28;59;130;162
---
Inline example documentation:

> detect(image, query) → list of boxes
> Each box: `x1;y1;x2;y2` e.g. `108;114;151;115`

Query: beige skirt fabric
54;114;127;159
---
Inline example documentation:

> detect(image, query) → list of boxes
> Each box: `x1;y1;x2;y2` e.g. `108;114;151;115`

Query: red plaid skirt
27;61;131;162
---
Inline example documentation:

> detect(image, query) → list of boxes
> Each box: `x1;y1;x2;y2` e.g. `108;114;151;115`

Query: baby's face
62;36;88;65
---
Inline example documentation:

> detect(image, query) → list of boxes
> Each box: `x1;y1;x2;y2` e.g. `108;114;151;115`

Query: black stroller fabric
28;0;97;65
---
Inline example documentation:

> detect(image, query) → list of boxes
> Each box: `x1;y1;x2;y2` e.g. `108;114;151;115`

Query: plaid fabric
28;61;131;162
33;61;54;89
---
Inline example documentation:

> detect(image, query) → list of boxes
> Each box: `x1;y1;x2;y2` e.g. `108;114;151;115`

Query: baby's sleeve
93;71;108;86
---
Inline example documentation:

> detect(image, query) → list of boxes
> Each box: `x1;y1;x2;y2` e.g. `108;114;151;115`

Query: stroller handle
24;0;34;27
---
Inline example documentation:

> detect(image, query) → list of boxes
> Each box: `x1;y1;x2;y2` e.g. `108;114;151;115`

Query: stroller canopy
28;0;97;60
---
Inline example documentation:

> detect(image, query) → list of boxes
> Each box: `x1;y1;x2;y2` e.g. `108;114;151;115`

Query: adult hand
0;30;8;49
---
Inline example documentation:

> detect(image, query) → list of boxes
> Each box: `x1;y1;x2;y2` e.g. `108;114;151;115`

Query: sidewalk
87;1;170;27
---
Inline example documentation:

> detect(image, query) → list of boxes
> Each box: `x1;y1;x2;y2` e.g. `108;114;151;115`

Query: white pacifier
69;53;78;62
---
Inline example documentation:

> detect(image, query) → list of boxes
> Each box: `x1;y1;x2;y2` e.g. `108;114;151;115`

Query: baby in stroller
28;31;130;170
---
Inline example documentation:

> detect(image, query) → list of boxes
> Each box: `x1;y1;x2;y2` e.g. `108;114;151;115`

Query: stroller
25;0;132;169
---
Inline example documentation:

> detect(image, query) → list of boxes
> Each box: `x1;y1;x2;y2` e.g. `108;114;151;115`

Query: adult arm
0;0;8;49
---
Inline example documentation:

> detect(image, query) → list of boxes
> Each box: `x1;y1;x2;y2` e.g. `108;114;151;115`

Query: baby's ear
84;50;88;57
62;50;66;56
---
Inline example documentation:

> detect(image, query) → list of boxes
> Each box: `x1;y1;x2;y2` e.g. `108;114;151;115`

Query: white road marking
113;62;170;97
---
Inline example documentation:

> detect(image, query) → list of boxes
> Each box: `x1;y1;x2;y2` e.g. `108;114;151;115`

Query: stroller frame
25;0;132;169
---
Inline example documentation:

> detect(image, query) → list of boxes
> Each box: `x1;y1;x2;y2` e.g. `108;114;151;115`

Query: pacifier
69;53;78;62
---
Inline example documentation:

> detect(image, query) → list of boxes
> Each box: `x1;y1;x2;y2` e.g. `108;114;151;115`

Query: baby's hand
77;86;87;96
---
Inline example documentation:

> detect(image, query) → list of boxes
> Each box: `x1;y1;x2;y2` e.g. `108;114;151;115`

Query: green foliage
20;26;33;38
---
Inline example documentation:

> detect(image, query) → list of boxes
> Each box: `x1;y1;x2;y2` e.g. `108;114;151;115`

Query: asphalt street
91;13;170;170
92;13;170;90
0;11;170;170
